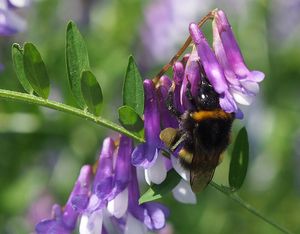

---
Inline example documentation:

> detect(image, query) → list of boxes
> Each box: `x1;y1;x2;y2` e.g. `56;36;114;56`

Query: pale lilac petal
144;153;167;184
125;214;147;234
219;91;238;113
230;88;254;105
240;80;260;95
172;179;197;204
107;188;128;219
85;194;102;212
171;155;189;181
79;210;103;234
247;70;265;82
143;202;169;230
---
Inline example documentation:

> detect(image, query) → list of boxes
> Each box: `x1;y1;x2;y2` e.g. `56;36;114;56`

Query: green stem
210;182;293;234
0;89;144;143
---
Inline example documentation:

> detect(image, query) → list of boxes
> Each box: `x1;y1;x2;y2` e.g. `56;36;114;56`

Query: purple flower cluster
36;136;169;234
187;10;265;118
35;9;264;234
0;0;29;36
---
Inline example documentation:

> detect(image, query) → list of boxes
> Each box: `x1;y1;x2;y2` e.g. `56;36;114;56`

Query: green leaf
12;43;34;94
118;105;144;137
139;169;181;204
81;70;103;115
122;55;144;116
23;43;50;99
66;21;90;108
229;127;249;190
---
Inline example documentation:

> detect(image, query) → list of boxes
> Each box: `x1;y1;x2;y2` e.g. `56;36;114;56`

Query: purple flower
80;136;133;233
79;135;168;233
127;166;169;232
189;23;228;95
132;79;168;185
212;10;264;111
0;0;28;36
35;165;92;234
189;18;264;117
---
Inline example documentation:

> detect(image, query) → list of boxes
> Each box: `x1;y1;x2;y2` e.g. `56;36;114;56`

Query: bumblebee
160;77;234;192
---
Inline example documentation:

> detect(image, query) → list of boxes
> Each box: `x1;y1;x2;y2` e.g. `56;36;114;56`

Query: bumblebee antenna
152;10;215;84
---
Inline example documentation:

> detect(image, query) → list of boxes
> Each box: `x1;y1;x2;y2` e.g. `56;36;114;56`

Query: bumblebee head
196;78;220;110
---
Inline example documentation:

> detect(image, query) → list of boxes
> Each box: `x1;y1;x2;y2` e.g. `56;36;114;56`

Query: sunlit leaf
81;70;103;115
229;127;249;190
139;169;181;204
122;55;144;116
23;43;50;99
12;43;34;94
66;21;90;108
118;105;144;137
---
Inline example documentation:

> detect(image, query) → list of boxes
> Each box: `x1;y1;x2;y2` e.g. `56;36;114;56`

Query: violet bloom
79;136;133;233
132;79;168;185
0;0;29;36
126;166;169;233
180;47;202;109
80;135;168;234
35;165;92;234
189;19;264;118
212;10;265;109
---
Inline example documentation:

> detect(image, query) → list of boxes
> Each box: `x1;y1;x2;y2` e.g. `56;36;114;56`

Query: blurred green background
0;0;299;233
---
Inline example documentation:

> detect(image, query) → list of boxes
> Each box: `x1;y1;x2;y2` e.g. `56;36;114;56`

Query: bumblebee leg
166;82;181;118
186;79;197;108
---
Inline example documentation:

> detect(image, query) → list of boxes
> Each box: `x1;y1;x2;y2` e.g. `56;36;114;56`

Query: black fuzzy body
163;77;235;192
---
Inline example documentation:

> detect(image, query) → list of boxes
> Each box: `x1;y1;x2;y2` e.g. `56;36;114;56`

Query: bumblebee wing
190;135;219;193
190;165;215;193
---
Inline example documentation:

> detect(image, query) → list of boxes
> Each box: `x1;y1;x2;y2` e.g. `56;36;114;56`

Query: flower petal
63;165;92;229
107;187;129;218
247;70;265;82
132;143;158;168
213;10;248;77
172;179;197;204
125;214;147;234
240;80;259;95
143;79;162;143
94;138;115;200
171;155;190;181
143;202;169;230
144;153;167;184
219;91;238;113
112;136;133;197
79;210;103;234
230;88;254;105
180;47;201;108
189;23;228;94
